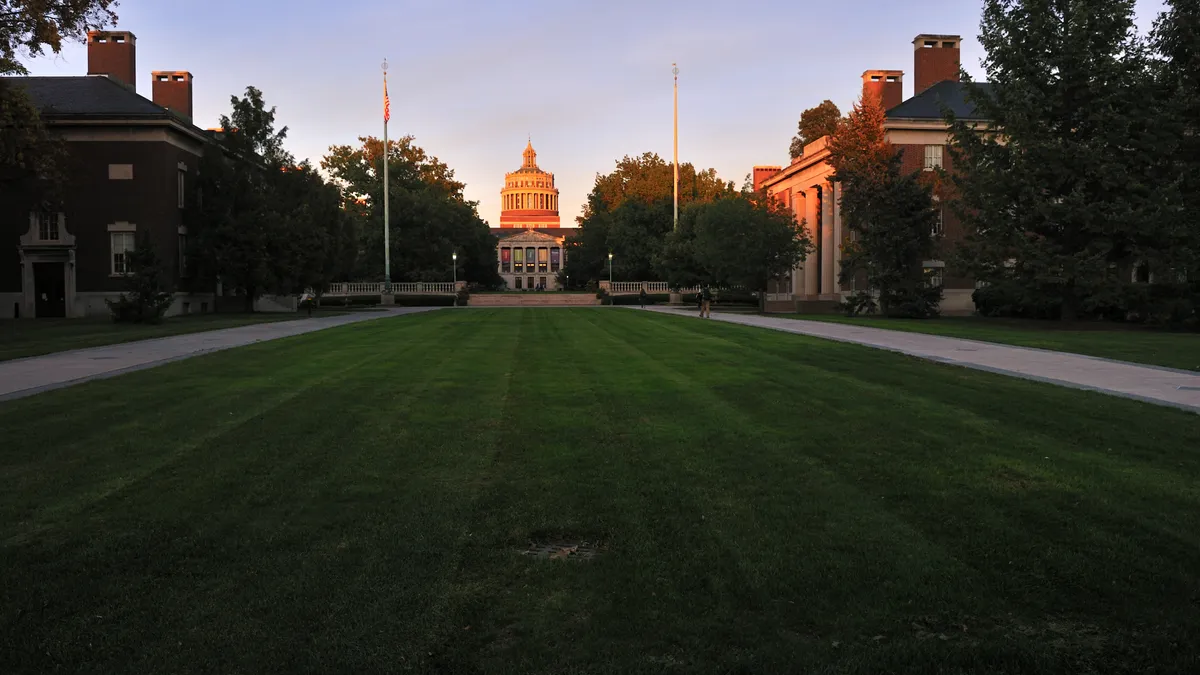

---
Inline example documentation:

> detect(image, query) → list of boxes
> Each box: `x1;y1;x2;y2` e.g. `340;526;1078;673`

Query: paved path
643;307;1200;413
0;308;437;402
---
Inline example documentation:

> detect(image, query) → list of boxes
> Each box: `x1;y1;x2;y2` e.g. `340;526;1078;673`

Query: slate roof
1;75;174;118
885;80;993;121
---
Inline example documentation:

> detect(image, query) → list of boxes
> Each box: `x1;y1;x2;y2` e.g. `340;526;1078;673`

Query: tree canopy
566;152;734;287
789;100;842;159
0;0;116;74
192;87;354;308
321;136;499;285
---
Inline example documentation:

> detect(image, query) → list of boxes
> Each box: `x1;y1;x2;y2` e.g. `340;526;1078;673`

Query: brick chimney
913;34;961;95
862;70;904;112
152;71;194;120
753;166;781;192
87;31;137;90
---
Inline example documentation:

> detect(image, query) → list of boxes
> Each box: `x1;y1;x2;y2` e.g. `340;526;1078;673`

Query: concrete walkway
0;308;437;402
644;307;1200;413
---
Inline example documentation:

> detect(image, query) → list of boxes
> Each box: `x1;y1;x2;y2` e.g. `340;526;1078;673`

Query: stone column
803;188;819;297
821;182;835;297
832;181;843;295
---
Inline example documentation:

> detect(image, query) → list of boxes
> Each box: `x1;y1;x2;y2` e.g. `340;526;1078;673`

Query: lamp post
452;251;457;306
608;252;613;295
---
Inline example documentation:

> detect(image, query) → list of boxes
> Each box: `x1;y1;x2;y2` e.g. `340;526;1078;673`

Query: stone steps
469;293;599;307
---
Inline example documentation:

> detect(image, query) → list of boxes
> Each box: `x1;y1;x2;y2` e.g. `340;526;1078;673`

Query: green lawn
0;311;349;362
2;308;1198;674
777;313;1200;371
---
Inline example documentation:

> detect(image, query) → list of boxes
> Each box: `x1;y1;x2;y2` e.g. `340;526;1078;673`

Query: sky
23;0;1168;228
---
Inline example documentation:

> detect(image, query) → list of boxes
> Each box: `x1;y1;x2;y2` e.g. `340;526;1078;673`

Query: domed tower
499;139;561;229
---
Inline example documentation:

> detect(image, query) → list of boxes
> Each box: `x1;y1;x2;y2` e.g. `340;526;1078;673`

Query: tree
789;100;841;159
948;0;1158;321
569;152;735;285
321;135;499;286
0;0;117;75
1145;0;1200;323
0;79;63;204
830;93;942;317
659;196;811;298
192;87;353;309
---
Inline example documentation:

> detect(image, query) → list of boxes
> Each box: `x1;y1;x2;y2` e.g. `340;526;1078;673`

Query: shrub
394;294;456;307
611;293;670;305
455;288;470;307
841;291;878;316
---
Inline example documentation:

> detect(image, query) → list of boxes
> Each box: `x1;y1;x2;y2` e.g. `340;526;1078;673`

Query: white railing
601;281;701;295
320;282;457;297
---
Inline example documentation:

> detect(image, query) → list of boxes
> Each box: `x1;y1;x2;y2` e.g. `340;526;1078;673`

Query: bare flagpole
673;63;679;230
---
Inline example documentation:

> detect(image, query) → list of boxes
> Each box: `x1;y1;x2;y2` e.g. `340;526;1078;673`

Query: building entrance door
34;262;66;318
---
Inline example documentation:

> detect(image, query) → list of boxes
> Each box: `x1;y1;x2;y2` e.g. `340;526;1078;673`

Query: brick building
755;34;989;314
1;30;213;318
492;141;570;290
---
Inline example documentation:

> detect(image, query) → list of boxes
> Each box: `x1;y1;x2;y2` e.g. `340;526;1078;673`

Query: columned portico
495;229;566;290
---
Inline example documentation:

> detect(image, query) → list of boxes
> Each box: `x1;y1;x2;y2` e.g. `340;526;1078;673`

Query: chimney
87;31;137;90
913;34;961;95
753;166;781;192
152;71;194;120
862;70;904;112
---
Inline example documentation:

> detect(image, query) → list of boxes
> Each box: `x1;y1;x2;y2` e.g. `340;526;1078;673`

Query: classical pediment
497;230;563;244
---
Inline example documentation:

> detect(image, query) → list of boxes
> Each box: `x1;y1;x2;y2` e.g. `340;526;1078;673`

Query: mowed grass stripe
1;308;1198;674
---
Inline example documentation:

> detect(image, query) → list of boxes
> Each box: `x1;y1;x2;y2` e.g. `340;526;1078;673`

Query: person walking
639;288;647;308
700;285;713;319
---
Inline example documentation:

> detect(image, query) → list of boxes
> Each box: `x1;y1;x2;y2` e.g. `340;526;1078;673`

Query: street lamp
452;251;458;306
608;252;613;292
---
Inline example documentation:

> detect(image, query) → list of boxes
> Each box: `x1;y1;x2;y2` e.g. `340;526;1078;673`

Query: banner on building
550;248;560;270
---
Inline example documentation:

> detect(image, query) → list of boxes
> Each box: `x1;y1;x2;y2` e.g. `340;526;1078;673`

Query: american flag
384;74;390;124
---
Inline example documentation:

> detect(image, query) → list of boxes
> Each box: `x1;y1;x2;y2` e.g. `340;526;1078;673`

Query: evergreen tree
829;93;942;317
948;0;1157;320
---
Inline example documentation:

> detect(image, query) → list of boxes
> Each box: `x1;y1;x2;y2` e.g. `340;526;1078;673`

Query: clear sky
23;0;1167;228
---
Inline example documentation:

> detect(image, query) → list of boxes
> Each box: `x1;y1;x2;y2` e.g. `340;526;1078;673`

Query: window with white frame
924;145;944;171
111;231;135;275
36;212;61;241
178;169;186;208
932;199;945;237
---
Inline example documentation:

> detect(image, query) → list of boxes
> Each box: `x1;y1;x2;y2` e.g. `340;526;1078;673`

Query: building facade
492;141;569;289
1;30;213;318
754;34;984;314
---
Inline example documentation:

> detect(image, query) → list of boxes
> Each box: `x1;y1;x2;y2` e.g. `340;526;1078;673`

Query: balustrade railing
319;282;458;297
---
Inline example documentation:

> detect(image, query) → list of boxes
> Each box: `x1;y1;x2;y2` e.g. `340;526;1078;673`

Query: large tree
0;0;117;74
567;152;734;285
321;136;499;286
192;87;353;307
830;93;942;317
789;100;841;159
659;196;811;297
948;0;1157;320
1147;0;1200;315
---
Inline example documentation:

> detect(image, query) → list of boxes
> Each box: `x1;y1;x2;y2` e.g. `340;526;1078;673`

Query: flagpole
673;63;679;231
382;59;391;294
